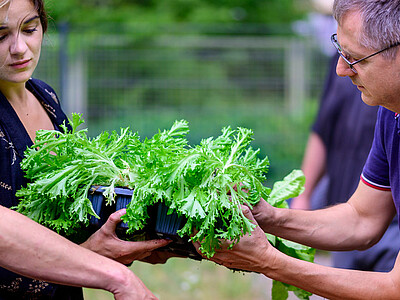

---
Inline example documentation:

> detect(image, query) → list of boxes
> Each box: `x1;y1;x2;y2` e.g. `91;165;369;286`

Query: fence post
58;22;69;112
285;38;307;117
67;52;88;117
58;23;88;117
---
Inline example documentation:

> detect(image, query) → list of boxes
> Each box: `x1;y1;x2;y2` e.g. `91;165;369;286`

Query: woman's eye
0;34;7;41
24;27;37;34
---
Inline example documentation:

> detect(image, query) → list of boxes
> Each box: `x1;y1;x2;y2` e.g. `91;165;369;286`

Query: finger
101;209;126;233
241;205;257;223
192;241;209;258
192;240;201;252
128;239;172;252
134;251;152;261
210;257;224;266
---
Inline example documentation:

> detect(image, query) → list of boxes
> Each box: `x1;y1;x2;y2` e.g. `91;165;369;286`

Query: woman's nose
10;33;27;55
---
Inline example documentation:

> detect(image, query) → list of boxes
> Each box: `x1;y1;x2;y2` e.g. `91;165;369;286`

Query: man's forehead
339;10;362;34
337;11;366;53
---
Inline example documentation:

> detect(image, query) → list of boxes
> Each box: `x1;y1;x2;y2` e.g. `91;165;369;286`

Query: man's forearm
255;201;372;251
264;250;400;300
255;181;395;252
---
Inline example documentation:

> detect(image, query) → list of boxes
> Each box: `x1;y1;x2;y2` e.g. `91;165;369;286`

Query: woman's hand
194;205;275;274
81;209;171;265
112;269;159;300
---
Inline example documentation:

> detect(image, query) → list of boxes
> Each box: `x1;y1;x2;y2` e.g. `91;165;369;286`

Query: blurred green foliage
38;0;326;186
46;0;310;26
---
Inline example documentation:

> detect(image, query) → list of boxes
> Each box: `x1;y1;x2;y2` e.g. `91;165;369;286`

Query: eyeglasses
331;33;400;73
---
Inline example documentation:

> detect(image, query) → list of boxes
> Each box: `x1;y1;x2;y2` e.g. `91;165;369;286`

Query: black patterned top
0;78;83;299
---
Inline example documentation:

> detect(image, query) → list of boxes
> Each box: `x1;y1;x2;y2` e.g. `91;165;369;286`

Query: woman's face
0;0;42;87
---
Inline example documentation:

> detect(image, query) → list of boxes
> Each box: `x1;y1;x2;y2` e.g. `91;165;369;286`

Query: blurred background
36;0;336;298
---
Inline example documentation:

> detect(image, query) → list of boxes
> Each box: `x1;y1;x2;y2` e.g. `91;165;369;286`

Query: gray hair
333;0;400;59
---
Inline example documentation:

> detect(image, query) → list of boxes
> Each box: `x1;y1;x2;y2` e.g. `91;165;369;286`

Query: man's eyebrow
341;45;363;59
0;15;40;29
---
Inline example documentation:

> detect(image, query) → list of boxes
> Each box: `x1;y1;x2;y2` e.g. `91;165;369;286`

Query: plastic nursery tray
87;185;202;261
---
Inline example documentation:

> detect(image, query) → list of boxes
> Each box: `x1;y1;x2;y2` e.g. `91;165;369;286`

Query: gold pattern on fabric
0;128;16;165
0;278;51;298
0;181;12;191
0;277;22;293
28;279;50;294
45;89;59;104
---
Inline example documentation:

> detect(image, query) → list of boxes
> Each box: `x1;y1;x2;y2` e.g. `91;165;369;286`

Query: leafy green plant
15;114;140;233
16;113;313;300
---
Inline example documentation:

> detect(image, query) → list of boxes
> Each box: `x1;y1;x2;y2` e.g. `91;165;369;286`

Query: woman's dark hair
31;0;47;33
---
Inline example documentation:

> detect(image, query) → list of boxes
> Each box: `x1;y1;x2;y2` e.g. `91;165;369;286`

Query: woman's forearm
0;206;150;297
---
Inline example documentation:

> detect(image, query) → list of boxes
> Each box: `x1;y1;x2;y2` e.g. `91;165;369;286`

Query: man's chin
360;93;377;107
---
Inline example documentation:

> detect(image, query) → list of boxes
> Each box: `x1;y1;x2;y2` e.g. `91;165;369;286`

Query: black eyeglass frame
331;33;400;73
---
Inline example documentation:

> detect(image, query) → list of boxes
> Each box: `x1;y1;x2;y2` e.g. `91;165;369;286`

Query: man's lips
351;80;364;90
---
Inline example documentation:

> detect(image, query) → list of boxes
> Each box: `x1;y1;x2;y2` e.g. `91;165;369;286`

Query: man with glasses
196;0;400;298
291;49;400;273
331;33;400;74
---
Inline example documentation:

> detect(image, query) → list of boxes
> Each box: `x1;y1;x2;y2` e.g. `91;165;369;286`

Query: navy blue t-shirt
312;54;378;206
362;107;400;222
0;78;83;299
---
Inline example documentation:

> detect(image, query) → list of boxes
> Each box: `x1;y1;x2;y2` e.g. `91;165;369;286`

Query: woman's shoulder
27;78;60;106
27;78;69;127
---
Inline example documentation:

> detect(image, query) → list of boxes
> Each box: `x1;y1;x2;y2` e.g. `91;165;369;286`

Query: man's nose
336;56;355;77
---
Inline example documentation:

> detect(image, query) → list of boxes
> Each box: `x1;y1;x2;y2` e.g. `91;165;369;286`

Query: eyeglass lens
331;34;357;72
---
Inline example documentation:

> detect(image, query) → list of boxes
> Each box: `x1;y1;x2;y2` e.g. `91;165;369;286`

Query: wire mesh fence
34;24;330;184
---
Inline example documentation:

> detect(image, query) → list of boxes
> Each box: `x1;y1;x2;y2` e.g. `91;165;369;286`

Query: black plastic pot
87;185;202;260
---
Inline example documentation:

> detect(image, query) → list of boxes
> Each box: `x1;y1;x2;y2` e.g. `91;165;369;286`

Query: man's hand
248;198;277;233
139;250;185;264
194;205;275;274
81;209;171;265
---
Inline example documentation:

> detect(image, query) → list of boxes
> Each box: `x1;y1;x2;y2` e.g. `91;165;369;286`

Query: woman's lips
10;59;31;69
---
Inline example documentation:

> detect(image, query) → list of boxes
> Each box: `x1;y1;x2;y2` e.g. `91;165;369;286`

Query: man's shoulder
378;106;395;117
375;106;397;128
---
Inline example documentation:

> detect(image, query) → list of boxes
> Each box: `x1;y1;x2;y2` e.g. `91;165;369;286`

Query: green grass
83;257;271;300
83;251;332;299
